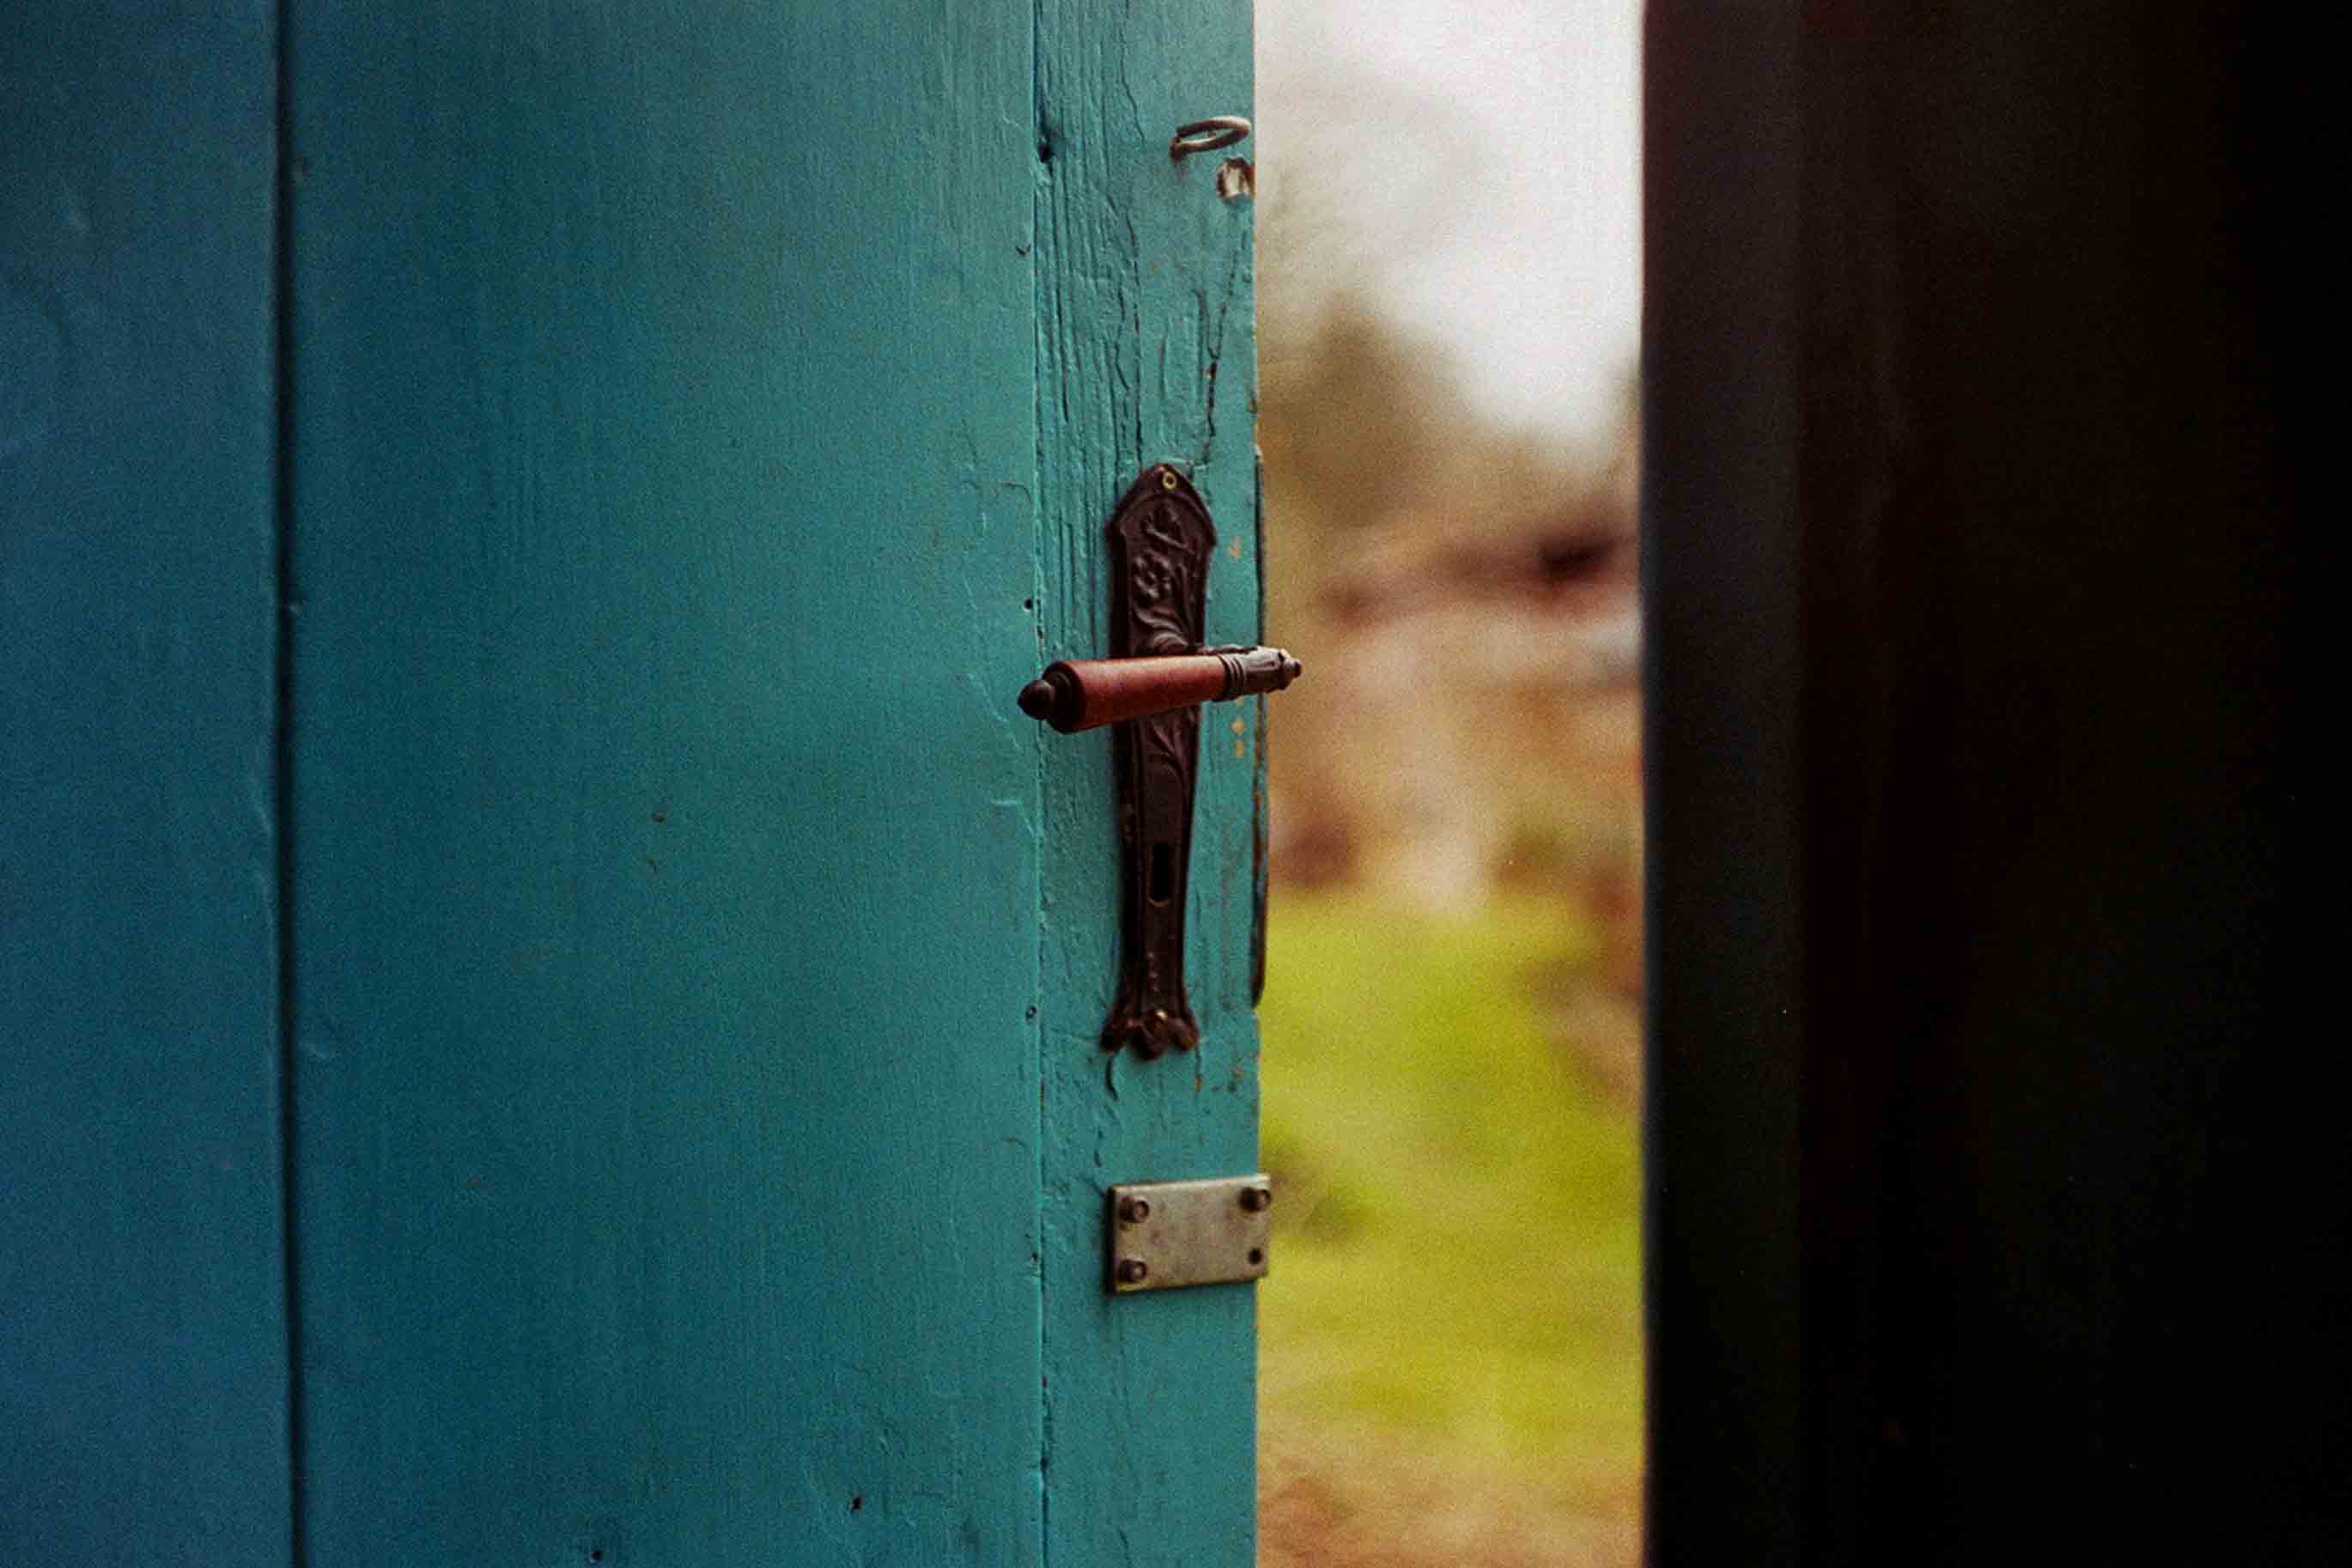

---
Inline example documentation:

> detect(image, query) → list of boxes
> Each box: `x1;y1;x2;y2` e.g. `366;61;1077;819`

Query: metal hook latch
1169;115;1252;161
1017;465;1302;1057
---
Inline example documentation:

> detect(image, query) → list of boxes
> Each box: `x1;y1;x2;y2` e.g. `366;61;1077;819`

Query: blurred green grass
1258;892;1643;1502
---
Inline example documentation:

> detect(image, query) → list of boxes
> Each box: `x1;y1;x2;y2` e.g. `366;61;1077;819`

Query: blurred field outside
1252;5;1644;1560
1256;895;1641;1568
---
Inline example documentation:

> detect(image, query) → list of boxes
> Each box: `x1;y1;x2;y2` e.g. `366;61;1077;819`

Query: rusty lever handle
1018;646;1302;734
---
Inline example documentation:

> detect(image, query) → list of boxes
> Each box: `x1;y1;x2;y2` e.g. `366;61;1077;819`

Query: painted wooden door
5;3;1258;1564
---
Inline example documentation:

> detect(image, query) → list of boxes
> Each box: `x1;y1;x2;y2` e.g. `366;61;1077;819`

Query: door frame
1643;3;2325;1561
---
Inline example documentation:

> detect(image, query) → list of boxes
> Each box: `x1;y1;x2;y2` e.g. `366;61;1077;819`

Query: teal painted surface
0;3;292;1563
1036;4;1262;1565
284;3;1048;1564
5;0;1255;1559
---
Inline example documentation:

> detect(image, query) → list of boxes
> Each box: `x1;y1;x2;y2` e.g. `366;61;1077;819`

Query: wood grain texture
1035;3;1262;1564
285;4;1042;1562
0;3;291;1561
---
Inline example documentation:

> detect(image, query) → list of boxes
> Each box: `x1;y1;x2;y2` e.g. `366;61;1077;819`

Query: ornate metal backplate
1103;464;1213;1056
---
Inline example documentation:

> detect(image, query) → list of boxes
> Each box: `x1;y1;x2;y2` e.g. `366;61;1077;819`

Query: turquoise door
4;3;1259;1563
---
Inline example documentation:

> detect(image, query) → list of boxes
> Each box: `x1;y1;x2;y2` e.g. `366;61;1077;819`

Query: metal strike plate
1106;1175;1273;1294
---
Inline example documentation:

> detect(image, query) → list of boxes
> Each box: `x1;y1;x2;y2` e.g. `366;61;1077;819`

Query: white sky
1258;0;1642;446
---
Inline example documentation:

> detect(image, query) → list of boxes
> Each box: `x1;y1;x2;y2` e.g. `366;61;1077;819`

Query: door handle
1017;464;1302;1057
1017;646;1299;733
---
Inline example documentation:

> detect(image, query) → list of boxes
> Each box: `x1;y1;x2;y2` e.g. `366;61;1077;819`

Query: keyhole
1148;841;1173;906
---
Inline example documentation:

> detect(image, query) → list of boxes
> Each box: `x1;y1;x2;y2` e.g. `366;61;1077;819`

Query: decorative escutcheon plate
1102;464;1213;1058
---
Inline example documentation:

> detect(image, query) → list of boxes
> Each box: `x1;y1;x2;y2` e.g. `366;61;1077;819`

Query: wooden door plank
0;5;292;1561
284;6;1040;1562
1035;4;1262;1563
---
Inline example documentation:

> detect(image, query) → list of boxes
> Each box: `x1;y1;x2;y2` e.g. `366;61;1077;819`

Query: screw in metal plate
1115;1258;1151;1285
1118;1195;1152;1225
1158;466;1180;491
1238;1185;1272;1212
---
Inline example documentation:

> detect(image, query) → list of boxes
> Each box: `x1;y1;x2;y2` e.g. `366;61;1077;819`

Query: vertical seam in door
1029;1;1054;1560
271;1;309;1560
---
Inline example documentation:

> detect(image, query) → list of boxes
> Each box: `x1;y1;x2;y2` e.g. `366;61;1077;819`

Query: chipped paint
1035;0;1259;1556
